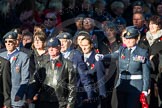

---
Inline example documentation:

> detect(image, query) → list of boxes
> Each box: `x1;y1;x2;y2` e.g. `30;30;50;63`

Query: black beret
46;37;61;47
3;31;18;40
56;32;72;40
124;26;140;39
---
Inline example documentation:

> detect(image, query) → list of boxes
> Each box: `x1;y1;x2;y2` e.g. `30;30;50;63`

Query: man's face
133;13;144;28
48;46;61;57
83;18;94;31
59;39;71;52
157;4;162;16
5;39;17;52
133;6;143;13
75;19;83;30
81;39;92;54
22;35;32;46
44;12;57;29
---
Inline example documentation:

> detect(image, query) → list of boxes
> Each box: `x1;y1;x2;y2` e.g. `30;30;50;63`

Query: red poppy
121;54;125;59
95;49;100;54
91;64;95;69
56;62;62;67
13;56;17;61
160;37;162;41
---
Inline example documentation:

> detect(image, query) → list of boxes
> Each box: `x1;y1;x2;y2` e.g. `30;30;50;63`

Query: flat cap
56;32;72;40
133;0;144;7
3;31;18;40
124;26;140;39
46;37;61;47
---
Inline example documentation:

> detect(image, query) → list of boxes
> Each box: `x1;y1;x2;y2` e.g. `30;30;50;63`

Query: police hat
124;26;140;39
3;31;18;40
56;32;72;40
132;0;144;7
46;37;61;47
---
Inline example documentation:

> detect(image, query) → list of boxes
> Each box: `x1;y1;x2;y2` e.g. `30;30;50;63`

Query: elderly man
0;31;30;108
0;56;11;108
34;37;76;108
57;32;97;108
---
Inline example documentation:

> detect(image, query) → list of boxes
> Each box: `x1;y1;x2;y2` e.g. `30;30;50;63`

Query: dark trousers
35;101;59;108
149;78;159;108
116;90;141;108
0;95;4;108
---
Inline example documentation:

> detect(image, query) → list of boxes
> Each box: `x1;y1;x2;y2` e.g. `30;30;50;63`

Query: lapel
86;50;96;64
131;46;140;57
11;53;19;68
53;54;65;83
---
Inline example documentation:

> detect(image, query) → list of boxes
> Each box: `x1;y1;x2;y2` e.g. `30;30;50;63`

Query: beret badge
127;32;130;36
49;38;54;42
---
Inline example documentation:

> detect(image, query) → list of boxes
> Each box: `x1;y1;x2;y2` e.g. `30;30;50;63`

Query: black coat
0;56;11;107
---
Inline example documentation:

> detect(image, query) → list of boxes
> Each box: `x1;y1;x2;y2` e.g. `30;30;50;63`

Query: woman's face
33;36;44;49
81;39;93;54
77;35;85;47
104;27;116;40
125;38;137;48
149;21;159;34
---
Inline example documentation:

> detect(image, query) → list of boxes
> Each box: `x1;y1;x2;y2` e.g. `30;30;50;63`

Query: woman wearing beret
95;26;151;108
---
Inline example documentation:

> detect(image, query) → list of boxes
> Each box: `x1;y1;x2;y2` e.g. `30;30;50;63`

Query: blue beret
56;32;72;40
114;17;127;25
3;31;18;40
46;37;61;47
124;26;140;39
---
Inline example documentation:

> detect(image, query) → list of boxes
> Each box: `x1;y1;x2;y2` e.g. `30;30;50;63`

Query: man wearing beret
95;26;151;108
0;56;11;108
0;31;30;108
34;37;76;108
57;32;98;108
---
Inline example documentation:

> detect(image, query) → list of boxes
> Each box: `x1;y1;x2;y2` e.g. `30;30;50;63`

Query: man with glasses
44;11;59;39
0;31;30;108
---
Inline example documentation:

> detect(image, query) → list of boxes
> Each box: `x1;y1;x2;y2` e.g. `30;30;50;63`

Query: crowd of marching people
0;0;162;108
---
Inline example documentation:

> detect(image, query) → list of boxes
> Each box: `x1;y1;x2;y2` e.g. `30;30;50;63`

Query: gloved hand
142;91;148;96
95;54;104;61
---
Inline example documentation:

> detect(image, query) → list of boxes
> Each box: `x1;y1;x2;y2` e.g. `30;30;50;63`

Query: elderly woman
95;26;151;108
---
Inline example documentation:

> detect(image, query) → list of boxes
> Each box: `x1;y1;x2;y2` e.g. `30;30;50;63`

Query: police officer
0;57;11;108
0;31;30;108
95;26;151;108
34;37;76;108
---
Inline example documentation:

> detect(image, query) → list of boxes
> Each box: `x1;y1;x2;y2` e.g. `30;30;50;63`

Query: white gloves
142;91;148;96
95;54;104;61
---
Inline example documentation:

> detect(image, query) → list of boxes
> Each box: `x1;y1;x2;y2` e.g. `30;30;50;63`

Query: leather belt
119;74;143;80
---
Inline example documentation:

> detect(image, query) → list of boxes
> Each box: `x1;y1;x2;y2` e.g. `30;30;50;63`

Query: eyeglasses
45;17;55;21
4;40;15;44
